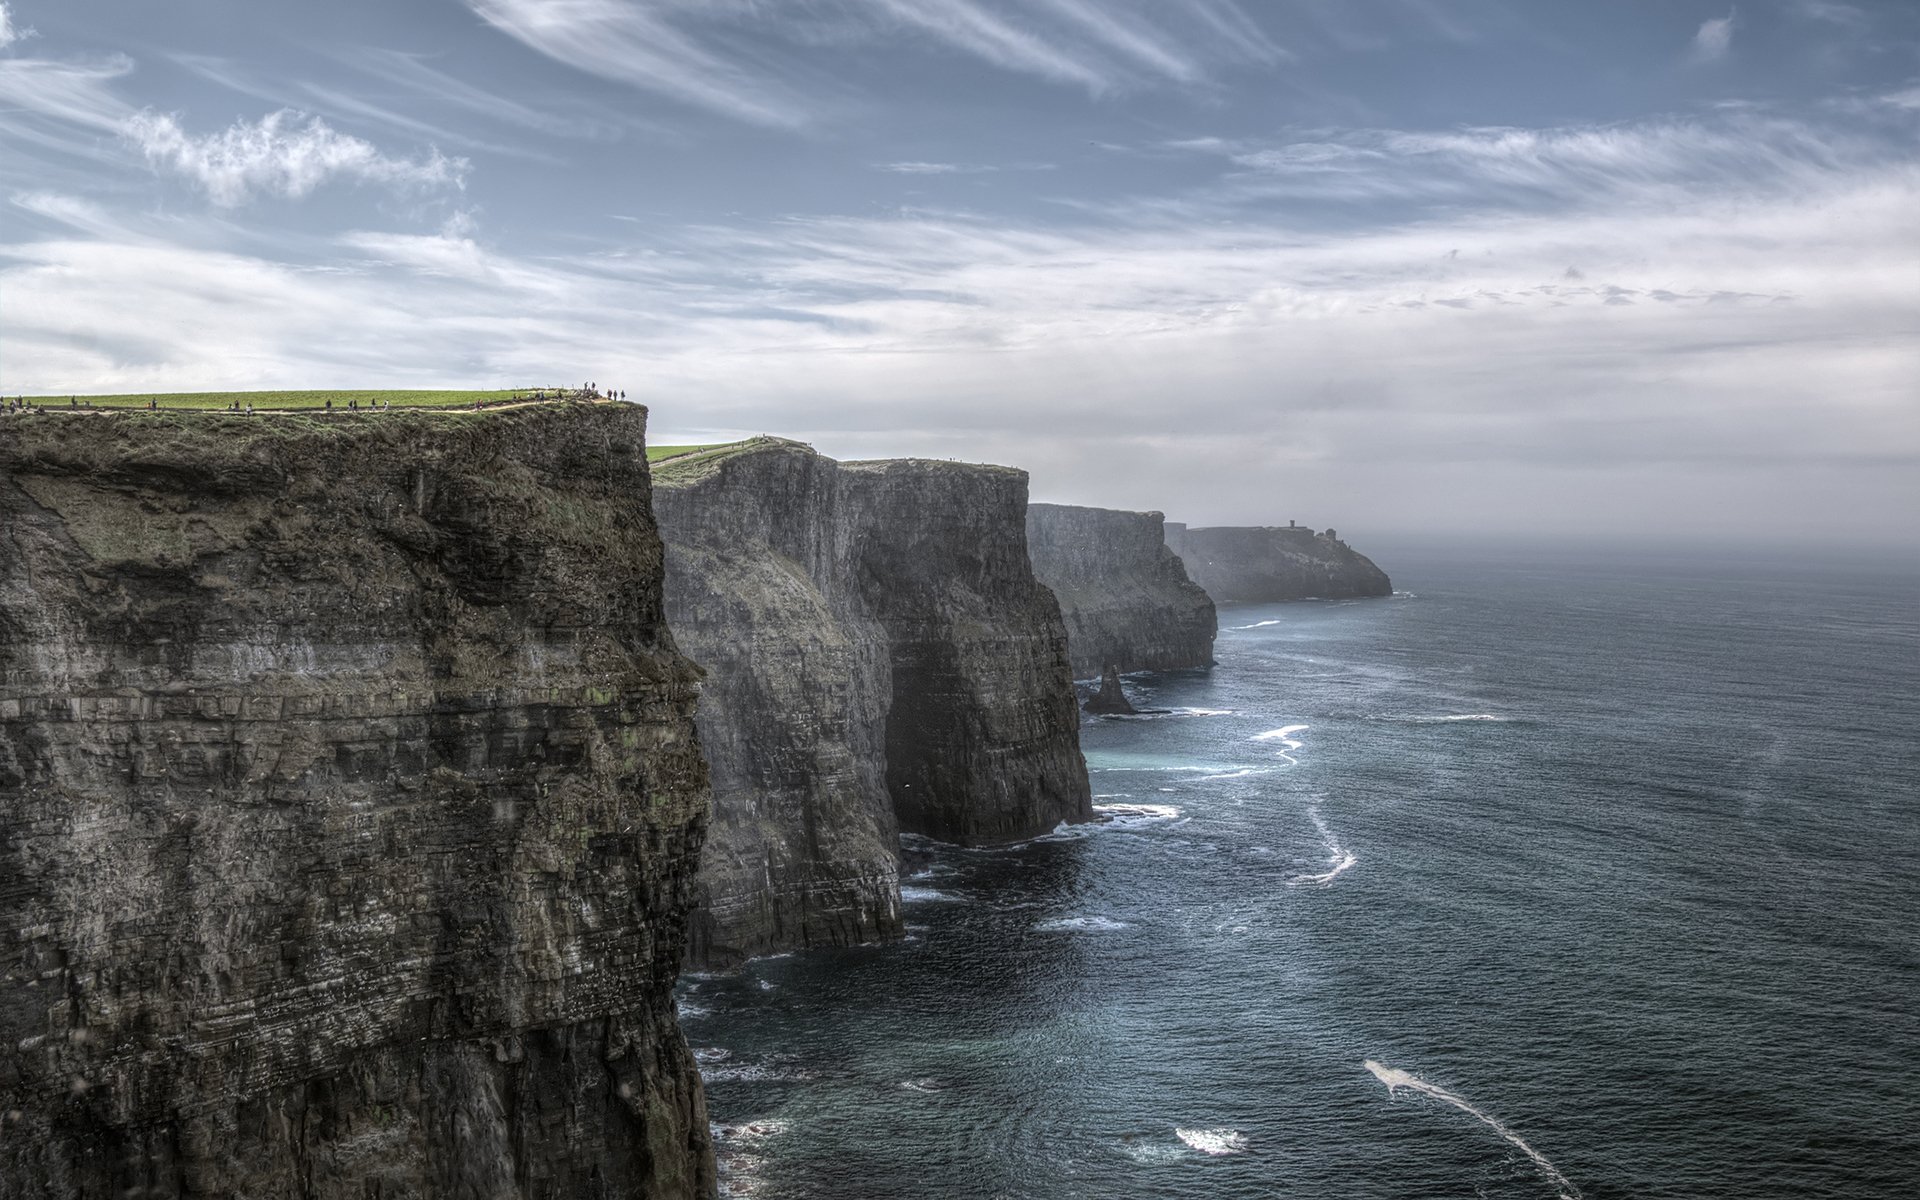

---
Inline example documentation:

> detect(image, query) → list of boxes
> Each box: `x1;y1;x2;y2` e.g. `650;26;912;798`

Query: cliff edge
0;407;716;1198
1026;503;1216;678
1164;523;1391;603
654;440;1091;967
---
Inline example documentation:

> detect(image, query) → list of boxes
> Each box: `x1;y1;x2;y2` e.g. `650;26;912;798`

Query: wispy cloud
461;0;1280;125
0;3;33;50
1692;10;1736;61
124;109;467;205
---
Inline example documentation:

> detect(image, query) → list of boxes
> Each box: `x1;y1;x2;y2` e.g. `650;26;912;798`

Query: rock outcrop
0;407;716;1198
1164;523;1391;602
1026;503;1216;678
653;440;1091;967
1083;665;1137;716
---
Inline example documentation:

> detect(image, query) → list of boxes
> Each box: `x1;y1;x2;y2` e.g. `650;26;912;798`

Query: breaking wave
1034;915;1130;933
1175;1128;1249;1156
1364;1061;1582;1199
1231;619;1285;630
900;886;959;903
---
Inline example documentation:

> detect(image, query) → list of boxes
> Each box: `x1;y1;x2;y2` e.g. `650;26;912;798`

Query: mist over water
682;547;1920;1198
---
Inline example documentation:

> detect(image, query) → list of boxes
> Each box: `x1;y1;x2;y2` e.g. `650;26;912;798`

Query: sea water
682;543;1920;1198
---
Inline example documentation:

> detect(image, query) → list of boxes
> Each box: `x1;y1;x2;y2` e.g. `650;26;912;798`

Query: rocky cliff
650;441;898;969
1164;523;1392;603
0;406;716;1198
653;440;1091;967
1025;503;1216;678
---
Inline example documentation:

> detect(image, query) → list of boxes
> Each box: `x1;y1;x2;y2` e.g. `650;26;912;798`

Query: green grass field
645;443;732;463
17;389;563;411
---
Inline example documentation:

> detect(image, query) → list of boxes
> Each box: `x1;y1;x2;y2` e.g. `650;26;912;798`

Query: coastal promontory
1025;503;1217;678
1164;522;1391;603
653;439;1092;968
0;406;716;1197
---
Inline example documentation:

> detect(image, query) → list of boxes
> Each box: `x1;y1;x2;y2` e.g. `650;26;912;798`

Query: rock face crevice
1164;523;1391;602
653;440;1091;968
1025;503;1216;678
0;407;716;1198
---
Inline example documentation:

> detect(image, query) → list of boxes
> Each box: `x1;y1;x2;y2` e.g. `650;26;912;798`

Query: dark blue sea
680;544;1920;1199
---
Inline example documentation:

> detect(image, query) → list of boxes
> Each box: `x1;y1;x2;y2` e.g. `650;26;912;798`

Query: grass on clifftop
19;389;550;411
646;443;733;463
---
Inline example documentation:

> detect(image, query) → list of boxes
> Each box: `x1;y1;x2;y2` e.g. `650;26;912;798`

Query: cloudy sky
2;1;1916;546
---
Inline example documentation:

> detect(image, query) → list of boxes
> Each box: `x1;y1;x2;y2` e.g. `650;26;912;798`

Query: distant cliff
0;407;715;1197
1165;523;1391;602
655;440;1091;968
1025;503;1216;677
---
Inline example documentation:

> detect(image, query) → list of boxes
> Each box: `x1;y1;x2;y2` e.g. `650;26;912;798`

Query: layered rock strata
0;406;715;1198
1025;503;1216;678
1164;523;1392;602
653;440;1091;967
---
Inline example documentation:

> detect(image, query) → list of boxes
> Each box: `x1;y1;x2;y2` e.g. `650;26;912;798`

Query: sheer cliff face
0;408;716;1199
654;441;1091;966
841;460;1093;847
652;442;900;968
1025;503;1217;678
1164;524;1392;603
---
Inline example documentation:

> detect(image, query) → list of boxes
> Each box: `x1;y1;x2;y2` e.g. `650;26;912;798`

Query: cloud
0;3;32;50
461;0;1279;125
1692;10;1736;61
122;109;468;205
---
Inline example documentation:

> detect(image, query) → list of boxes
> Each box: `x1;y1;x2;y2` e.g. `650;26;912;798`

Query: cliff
650;441;898;968
0;407;716;1198
1164;523;1391;603
1025;503;1216;678
653;440;1091;967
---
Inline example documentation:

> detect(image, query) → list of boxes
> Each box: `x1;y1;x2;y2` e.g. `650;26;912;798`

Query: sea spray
1363;1060;1582;1199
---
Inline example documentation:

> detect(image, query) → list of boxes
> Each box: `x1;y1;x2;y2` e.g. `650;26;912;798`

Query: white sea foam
1193;767;1266;781
900;886;959;903
1034;915;1130;933
1289;807;1357;887
1252;724;1309;741
1118;1139;1189;1165
1364;1061;1582;1199
1175;1127;1249;1156
1171;707;1235;716
1253;724;1308;764
1036;803;1182;842
702;1061;817;1083
1231;619;1285;630
899;1077;949;1093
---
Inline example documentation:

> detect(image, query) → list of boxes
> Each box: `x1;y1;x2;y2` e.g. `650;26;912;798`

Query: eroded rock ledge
653;439;1092;968
1026;503;1216;678
1164;523;1391;603
0;407;715;1198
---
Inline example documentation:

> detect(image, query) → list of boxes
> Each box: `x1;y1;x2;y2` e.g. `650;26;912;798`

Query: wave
1289;807;1357;887
899;1077;950;1093
1035;803;1182;842
1231;619;1285;630
1175;1128;1249;1156
901;886;959;903
1369;712;1512;724
1364;1061;1582;1199
1034;915;1130;933
702;1060;817;1083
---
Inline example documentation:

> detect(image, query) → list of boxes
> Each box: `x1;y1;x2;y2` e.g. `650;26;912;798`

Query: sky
1;0;1916;548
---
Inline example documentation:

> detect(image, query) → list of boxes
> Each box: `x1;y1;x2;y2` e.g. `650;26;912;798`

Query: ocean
680;544;1920;1199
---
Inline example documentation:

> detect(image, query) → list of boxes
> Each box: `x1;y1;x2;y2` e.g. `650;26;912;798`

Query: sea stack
1084;664;1138;715
0;407;716;1198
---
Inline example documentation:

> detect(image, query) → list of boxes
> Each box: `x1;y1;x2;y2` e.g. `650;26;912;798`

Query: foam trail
1289;808;1356;886
1363;1061;1582;1199
1252;723;1308;765
1232;619;1284;630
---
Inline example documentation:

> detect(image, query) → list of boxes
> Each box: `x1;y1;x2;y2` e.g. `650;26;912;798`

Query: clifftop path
0;407;716;1198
